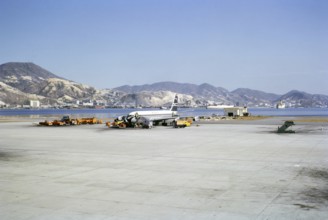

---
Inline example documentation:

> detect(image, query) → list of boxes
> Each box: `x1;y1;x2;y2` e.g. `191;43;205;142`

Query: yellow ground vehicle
107;115;147;128
109;120;127;128
173;119;192;128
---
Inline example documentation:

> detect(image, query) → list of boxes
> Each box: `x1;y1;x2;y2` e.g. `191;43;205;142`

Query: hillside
231;88;281;107
279;90;328;108
0;62;61;80
1;62;328;108
0;62;62;95
115;82;235;105
114;82;278;106
0;62;117;105
119;91;194;107
114;82;328;107
0;81;45;105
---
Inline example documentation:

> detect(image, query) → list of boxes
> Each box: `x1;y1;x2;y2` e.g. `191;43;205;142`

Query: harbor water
0;108;327;119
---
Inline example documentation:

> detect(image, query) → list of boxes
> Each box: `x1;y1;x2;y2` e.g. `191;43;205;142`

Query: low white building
30;100;40;108
0;100;7;108
82;101;94;107
224;107;248;117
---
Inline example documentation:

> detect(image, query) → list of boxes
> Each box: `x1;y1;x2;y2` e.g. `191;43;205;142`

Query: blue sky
0;0;327;94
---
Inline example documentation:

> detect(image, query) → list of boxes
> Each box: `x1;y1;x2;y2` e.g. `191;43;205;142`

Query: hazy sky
1;0;327;94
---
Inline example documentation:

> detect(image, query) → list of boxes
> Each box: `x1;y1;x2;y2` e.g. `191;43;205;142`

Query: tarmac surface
1;118;328;219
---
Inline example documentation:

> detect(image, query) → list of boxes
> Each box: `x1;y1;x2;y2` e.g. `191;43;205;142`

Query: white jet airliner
116;95;179;128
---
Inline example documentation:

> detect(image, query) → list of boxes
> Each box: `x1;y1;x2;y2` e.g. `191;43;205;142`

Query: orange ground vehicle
39;120;53;126
39;116;102;126
76;117;102;125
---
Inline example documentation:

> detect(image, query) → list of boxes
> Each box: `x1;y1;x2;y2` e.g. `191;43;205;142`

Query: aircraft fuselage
128;110;178;118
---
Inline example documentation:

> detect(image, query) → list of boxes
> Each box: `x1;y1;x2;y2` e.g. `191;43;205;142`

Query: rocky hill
115;82;235;105
115;82;275;107
0;62;118;105
0;81;45;105
1;62;328;108
231;88;281;107
278;90;328;108
0;62;61;80
116;82;229;97
0;62;62;95
119;91;194;107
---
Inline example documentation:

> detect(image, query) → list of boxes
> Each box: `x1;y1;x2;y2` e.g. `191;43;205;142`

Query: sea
0;107;327;119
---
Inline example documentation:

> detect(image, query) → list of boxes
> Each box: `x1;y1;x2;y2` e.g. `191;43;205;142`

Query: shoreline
1;115;328;125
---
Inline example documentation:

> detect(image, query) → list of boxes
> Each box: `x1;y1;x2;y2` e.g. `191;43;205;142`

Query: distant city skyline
0;0;327;94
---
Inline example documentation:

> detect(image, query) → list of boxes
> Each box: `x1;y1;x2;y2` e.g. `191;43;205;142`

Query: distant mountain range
1;62;328;108
114;82;328;108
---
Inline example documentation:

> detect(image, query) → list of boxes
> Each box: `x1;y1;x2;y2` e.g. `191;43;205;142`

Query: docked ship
276;100;286;109
206;104;234;109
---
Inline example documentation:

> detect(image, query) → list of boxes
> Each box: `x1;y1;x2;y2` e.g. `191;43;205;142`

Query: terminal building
30;100;40;108
224;107;248;117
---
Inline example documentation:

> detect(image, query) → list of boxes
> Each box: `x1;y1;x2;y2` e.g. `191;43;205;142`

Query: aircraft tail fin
170;95;178;112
